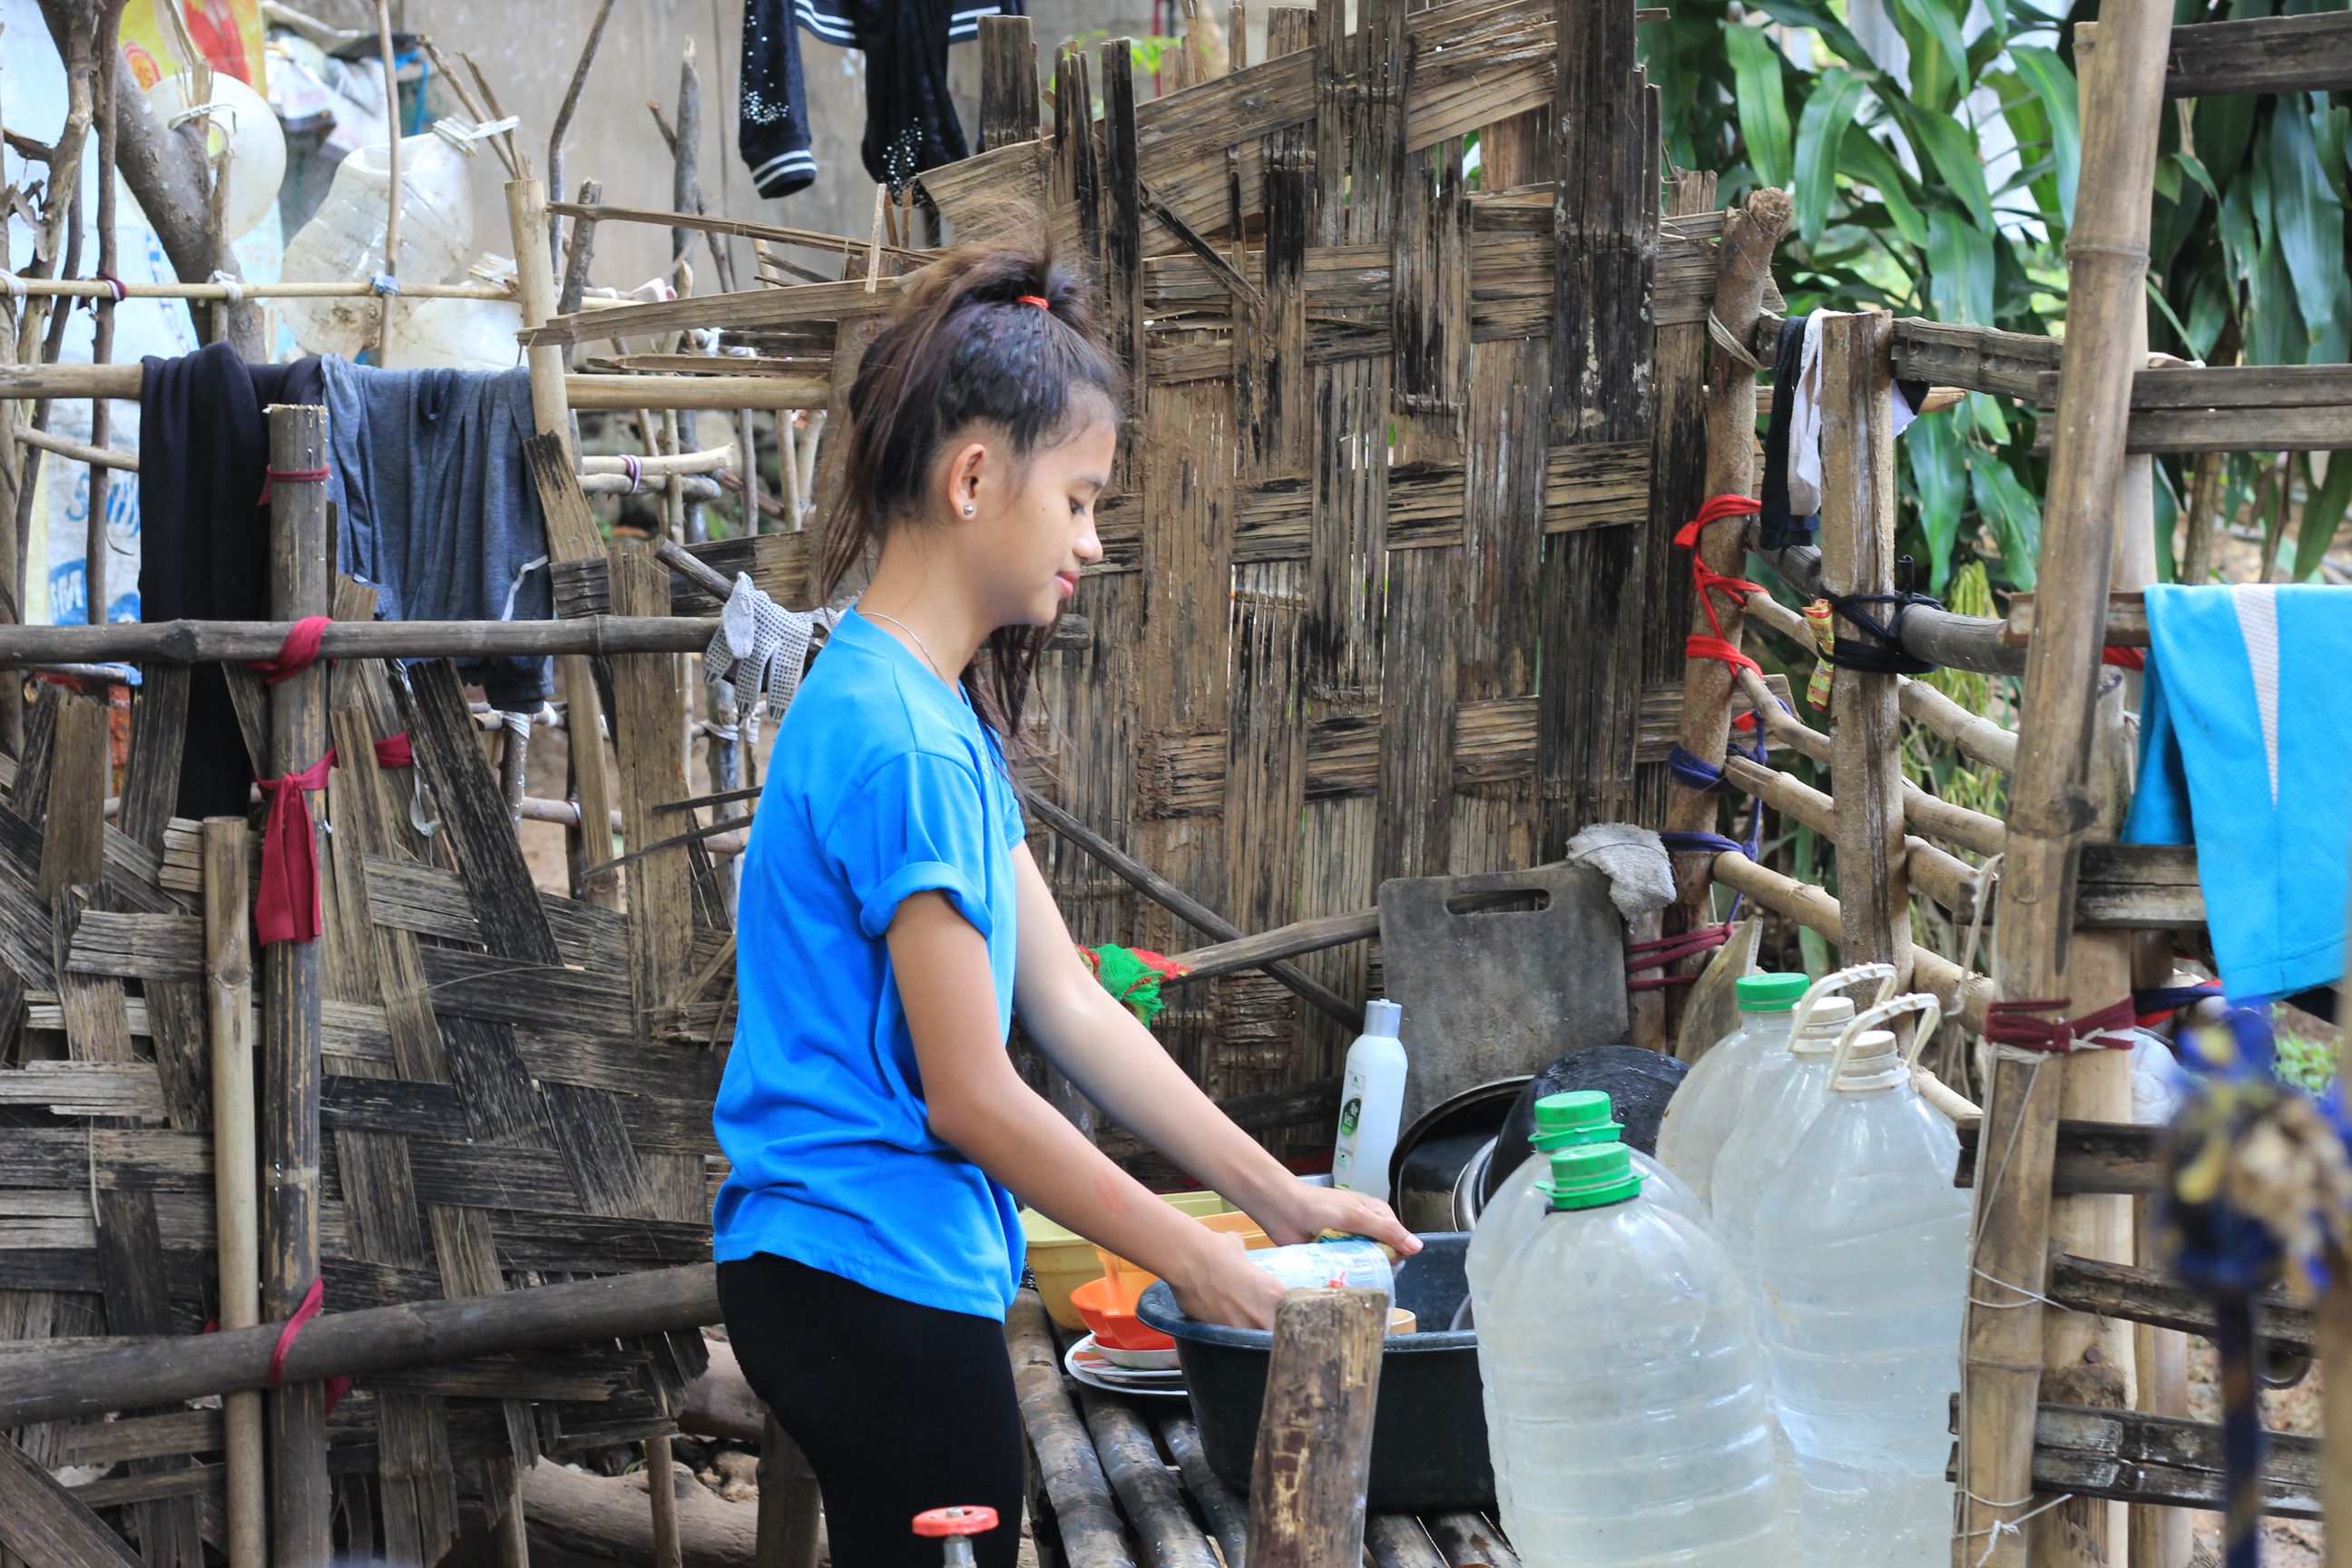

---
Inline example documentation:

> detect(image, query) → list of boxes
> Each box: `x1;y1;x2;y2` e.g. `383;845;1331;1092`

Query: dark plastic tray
1135;1232;1493;1514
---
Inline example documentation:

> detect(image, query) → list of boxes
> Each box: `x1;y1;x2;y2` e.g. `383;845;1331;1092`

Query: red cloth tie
2101;646;2146;671
267;1277;350;1414
255;748;337;946
258;466;331;505
373;734;415;769
1984;995;2138;1055
1674;495;1768;681
1624;922;1733;992
247;616;331;686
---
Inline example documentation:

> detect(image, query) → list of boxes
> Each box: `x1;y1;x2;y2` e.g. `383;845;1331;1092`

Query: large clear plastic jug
279;133;475;358
1655;972;1807;1207
1466;1090;1705;1330
1754;995;1961;1568
1480;1142;1792;1568
1706;965;1896;1293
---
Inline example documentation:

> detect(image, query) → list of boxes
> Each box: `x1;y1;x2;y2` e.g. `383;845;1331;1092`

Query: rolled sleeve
824;751;998;940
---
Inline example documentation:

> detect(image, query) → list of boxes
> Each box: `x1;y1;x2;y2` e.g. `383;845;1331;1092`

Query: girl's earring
962;502;976;517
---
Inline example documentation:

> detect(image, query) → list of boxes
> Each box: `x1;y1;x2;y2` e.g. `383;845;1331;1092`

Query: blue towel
2124;583;2352;1003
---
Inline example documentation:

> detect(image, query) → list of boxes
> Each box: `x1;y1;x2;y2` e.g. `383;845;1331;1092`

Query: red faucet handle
913;1507;1000;1539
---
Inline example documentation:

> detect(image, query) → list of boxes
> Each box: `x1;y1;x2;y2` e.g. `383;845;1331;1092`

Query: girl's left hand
1256;1182;1423;1259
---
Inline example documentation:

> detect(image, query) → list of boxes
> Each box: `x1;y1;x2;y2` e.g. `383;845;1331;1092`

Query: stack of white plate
1064;1335;1185;1398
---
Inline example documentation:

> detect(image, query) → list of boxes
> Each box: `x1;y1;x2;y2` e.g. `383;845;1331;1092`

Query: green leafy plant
1647;0;2352;592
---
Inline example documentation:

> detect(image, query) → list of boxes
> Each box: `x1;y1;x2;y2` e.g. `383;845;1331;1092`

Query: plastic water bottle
1706;966;1896;1292
1655;972;1807;1207
279;132;475;358
1331;999;1407;1201
1480;1142;1791;1567
1468;1090;1705;1328
1753;995;1961;1568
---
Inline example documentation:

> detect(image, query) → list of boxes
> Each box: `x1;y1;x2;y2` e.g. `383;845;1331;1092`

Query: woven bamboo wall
925;0;1754;1125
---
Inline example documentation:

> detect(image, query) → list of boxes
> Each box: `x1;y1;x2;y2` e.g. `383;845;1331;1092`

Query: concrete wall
310;0;1184;289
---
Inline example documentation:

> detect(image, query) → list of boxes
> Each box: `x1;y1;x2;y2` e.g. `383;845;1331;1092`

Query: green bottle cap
1734;972;1810;1012
1545;1142;1643;1210
1530;1091;1622;1152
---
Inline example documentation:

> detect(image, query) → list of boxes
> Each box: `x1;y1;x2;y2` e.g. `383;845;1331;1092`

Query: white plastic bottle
1468;1090;1705;1328
1753;995;1961;1568
1330;999;1407;1201
1655;971;1807;1207
279;132;475;358
1480;1142;1792;1568
1705;966;1896;1292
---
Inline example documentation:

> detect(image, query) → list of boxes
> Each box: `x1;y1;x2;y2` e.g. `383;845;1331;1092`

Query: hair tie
1016;294;1052;310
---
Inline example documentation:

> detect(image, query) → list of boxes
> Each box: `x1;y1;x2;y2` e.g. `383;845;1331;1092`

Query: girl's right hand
1167;1228;1288;1331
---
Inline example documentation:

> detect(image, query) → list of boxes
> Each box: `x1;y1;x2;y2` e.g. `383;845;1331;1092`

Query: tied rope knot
1624;923;1732;992
621;454;644;495
247;620;337;946
259;466;330;505
268;1278;351;1415
1823;569;1943;676
1984;995;2138;1056
83;273;126;309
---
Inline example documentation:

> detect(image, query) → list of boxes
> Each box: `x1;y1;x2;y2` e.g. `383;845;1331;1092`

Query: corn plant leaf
1727;25;1797;191
1794;68;1870;241
2268;100;2349;360
1890;99;1995;230
2006;44;2080;228
1926;206;1996;325
1906;403;1967;590
2294;453;2352;582
1969;450;2043;591
1839;127;1931;249
1885;0;1970;109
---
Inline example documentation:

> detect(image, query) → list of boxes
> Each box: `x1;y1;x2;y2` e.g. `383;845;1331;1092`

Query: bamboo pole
1244;1289;1387;1568
373;0;403;362
261;404;331;1568
85;0;125;630
5;278;513;300
1818;310;1912;994
1959;0;2175;1556
1024;793;1363;1031
1661;185;1789;962
0;613;727;664
0;1265;721;1427
0;360;825;411
203;816;265;1568
646;1435;683;1568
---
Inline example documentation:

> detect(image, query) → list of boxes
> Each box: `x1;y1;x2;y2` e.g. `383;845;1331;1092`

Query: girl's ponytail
817;229;1121;752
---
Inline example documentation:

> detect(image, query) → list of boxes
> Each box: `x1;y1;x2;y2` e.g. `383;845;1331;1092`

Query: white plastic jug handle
1788;962;1898;1044
1829;993;1945;1083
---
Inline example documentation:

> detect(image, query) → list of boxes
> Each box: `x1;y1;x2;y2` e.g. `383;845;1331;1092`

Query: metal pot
1387;1077;1526;1234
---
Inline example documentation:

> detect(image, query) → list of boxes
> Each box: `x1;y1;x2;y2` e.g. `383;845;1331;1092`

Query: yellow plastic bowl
1023;1192;1237;1330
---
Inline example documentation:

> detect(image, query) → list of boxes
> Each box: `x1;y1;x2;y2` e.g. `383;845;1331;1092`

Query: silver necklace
863;610;952;683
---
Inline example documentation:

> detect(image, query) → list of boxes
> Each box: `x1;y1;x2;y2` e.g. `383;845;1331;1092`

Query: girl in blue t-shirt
713;237;1418;1568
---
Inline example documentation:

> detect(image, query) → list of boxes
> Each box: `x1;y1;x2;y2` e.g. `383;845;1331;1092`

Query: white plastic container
1479;1142;1792;1567
1467;1089;1704;1330
1655;972;1808;1208
279;133;475;358
1330;998;1407;1201
383;290;525;371
1753;995;1961;1568
1704;966;1896;1291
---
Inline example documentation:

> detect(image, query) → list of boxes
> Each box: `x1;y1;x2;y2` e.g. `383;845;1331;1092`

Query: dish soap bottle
1330;999;1407;1201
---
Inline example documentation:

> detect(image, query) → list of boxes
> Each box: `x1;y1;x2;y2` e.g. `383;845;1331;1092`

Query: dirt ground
2182;1338;2324;1565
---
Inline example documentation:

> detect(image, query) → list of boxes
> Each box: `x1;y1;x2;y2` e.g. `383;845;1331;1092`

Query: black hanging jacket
739;0;1025;201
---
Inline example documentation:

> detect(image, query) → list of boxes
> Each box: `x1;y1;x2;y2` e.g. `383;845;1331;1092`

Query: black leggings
718;1254;1026;1568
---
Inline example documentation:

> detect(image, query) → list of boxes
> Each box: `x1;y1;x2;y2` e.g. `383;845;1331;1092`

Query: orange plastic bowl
1071;1274;1175;1352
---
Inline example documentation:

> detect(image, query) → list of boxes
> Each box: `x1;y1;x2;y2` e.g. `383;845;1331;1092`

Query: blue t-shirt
712;609;1028;1319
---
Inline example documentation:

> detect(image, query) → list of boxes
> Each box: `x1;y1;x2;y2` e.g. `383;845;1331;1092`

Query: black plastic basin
1135;1232;1492;1514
